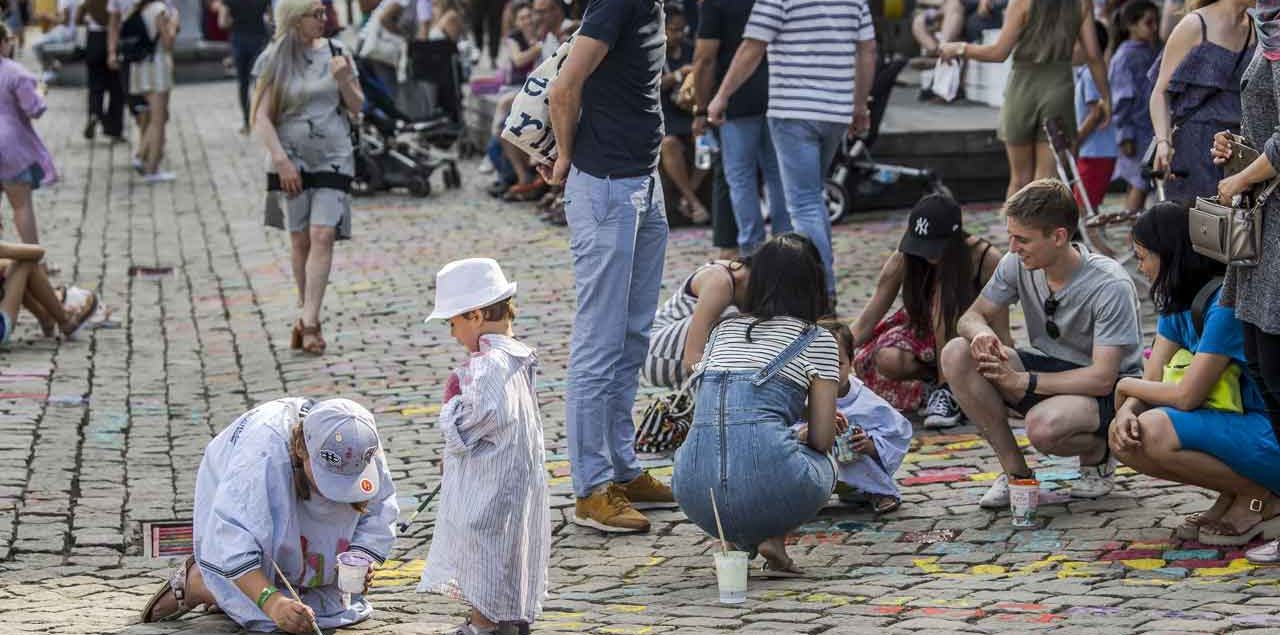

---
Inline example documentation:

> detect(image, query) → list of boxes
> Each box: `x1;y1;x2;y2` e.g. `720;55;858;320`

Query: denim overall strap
750;325;822;386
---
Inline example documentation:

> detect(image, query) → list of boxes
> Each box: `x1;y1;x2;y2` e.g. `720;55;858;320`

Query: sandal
1176;511;1211;540
872;494;902;515
60;289;97;338
757;559;806;579
290;319;304;350
300;322;326;355
139;555;195;623
1198;508;1280;547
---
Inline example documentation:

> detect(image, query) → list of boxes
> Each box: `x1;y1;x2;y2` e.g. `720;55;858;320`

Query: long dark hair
740;233;829;340
1110;0;1158;47
1132;202;1225;315
902;232;979;341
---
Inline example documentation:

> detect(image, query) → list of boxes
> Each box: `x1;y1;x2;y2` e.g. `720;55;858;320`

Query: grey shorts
278;189;350;236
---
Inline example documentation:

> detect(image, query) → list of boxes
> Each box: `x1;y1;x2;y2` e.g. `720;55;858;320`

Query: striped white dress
419;334;550;624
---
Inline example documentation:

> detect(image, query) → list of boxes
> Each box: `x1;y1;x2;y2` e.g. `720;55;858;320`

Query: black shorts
1009;349;1118;438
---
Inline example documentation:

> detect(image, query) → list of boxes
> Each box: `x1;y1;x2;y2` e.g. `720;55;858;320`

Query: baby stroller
350;45;465;197
824;54;953;224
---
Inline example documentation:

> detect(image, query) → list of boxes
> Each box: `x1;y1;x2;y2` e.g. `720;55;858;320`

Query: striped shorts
643;317;692;390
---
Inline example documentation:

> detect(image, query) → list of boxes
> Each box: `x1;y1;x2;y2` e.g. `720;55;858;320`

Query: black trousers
711;153;738;250
85;30;125;137
470;0;505;64
1243;321;1280;438
231;32;269;128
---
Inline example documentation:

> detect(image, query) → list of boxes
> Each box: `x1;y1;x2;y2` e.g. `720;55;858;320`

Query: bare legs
912;0;965;54
288;224;336;352
139;91;170;176
660;135;708;221
1005;141;1058;200
1;258;91;337
3;182;39;244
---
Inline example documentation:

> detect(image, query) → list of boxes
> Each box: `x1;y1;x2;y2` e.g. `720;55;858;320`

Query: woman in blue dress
1109;202;1280;547
1148;0;1254;204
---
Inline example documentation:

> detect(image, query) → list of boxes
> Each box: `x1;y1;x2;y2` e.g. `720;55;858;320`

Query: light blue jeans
768;117;846;298
720;116;790;254
564;166;669;498
673;326;836;549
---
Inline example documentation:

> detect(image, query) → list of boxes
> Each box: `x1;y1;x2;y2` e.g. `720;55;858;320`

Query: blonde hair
250;0;320;125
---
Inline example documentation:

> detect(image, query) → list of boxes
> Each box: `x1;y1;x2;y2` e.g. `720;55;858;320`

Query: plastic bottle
694;132;719;170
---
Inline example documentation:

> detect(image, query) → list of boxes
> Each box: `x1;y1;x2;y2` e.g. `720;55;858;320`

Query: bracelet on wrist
257;585;278;609
1025;372;1038;396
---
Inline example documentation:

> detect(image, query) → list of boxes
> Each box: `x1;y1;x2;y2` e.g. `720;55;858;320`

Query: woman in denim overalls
673;234;840;576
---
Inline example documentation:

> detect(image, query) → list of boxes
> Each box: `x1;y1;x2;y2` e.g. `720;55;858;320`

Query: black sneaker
923;385;964;429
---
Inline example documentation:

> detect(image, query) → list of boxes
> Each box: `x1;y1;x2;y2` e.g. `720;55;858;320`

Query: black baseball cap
899;194;963;261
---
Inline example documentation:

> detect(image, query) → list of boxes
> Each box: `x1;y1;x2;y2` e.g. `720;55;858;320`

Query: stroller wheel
444;166;461;189
824;179;851;225
408;175;432;197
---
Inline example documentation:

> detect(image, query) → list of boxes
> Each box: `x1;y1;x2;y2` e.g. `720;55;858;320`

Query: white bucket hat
425;258;518;322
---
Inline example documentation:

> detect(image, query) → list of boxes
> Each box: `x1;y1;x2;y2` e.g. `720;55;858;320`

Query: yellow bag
1161;348;1244;413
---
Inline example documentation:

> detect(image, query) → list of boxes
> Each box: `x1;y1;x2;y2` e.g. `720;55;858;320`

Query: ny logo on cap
915;218;930;236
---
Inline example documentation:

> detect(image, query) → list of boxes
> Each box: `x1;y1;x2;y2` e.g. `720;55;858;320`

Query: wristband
257;585;278;609
1025;373;1038;397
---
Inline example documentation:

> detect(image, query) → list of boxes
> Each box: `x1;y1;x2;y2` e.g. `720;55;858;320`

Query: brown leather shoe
617;472;677;510
573;483;650;533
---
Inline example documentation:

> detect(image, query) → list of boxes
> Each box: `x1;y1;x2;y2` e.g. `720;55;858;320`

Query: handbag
1162;349;1244;413
357;12;405;68
1189;178;1274;267
501;35;575;166
634;385;695;455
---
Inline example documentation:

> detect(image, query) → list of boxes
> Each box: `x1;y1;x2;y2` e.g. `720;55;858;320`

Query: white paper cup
1008;479;1041;529
336;551;373;594
712;550;748;604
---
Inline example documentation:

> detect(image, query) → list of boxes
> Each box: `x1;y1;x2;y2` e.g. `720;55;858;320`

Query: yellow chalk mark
548;476;572;486
1129;542;1173;550
542;612;586;620
969;472;1001;482
1194;558;1256;577
1015;554;1068;575
873;596;915;606
1058;561;1100;578
1014;435;1031;447
598;627;652;635
644;556;665;566
1116;466;1137;475
1120;559;1167;570
803;593;853;605
970;564;1007;575
401;404;441;417
944;440;982;451
649;466;674;477
928;598;976;607
605;604;648;614
761;589;800;599
903;452;952;463
545;460;570;471
913;557;943;574
1123;578;1176;586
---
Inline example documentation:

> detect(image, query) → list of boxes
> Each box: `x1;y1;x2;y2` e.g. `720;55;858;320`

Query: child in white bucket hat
418;258;550;635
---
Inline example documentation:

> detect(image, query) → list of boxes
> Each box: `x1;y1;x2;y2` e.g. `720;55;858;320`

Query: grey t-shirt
982;245;1143;376
251;39;357;175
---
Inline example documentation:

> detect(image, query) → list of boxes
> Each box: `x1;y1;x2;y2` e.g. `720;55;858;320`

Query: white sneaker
131;156;145;174
1071;455;1116;499
143;171;177;184
979;473;1011;509
1247;539;1280;564
923;385;965;429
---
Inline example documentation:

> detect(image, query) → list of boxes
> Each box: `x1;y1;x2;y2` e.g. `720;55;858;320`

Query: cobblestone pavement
2;80;1279;635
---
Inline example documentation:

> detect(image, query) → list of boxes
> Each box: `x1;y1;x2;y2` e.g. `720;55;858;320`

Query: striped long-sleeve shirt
743;0;875;124
419;334;550;624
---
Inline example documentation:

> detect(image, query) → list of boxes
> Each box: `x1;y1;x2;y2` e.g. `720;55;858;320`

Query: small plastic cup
336;551;373;595
1008;478;1041;529
712;550;748;604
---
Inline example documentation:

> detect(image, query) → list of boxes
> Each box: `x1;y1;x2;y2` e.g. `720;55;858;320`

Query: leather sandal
290;319;304;350
1198;499;1280;546
139;555;195;623
300;322;326;355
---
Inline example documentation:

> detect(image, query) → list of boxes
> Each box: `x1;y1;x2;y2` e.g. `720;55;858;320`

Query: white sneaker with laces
923;385;965;429
1071;454;1116;499
1247;538;1280;564
143;171;177;184
979;473;1011;509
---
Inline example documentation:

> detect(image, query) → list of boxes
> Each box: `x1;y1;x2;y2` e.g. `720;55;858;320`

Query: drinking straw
708;487;729;553
271;561;324;635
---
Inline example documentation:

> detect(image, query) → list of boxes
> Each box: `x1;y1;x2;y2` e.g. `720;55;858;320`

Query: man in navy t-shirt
542;0;676;534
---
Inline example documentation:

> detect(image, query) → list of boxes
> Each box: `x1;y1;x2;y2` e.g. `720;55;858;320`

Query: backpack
118;1;157;64
1190;277;1224;335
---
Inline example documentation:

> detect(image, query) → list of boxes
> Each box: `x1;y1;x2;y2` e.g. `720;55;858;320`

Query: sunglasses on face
1044;293;1060;339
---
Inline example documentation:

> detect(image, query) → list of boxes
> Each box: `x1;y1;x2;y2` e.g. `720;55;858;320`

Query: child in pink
0;22;57;244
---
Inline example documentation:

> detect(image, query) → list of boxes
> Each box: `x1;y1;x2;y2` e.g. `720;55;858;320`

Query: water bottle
694;132;718;170
835;425;861;464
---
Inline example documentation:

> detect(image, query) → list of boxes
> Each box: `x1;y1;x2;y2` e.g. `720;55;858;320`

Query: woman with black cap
848;194;1008;427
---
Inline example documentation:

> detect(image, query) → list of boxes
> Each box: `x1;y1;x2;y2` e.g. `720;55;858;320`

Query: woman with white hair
137;398;399;633
252;0;363;355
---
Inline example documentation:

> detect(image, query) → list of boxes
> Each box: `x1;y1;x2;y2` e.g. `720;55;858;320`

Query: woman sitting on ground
848;194;1005;427
642;256;751;389
658;2;708;223
0;241;98;343
139;398;399;632
1109;202;1280;547
673;233;839;577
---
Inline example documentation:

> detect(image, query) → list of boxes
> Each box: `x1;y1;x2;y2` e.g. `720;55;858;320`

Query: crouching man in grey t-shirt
940;179;1143;509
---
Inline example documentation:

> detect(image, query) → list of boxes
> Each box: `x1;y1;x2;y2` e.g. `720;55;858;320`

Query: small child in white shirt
798;319;914;513
417;258;550;635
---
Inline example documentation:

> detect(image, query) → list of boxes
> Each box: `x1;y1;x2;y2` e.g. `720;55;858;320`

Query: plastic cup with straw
708;487;748;604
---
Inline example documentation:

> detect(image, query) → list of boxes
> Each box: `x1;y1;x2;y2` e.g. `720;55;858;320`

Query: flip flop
756;560;806;579
872;495;902;515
